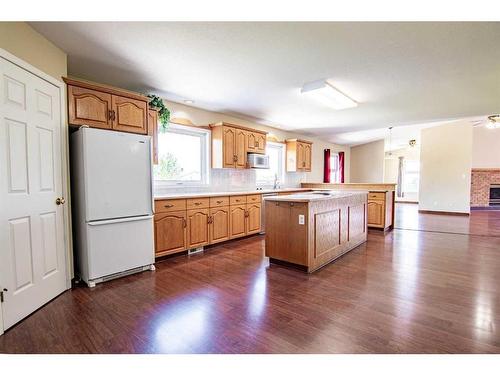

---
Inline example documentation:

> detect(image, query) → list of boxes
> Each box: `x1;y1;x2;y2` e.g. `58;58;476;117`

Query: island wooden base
265;192;368;273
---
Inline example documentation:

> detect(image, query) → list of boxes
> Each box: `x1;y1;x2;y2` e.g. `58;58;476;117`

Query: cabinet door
154;211;187;256
68;85;112;129
304;143;312;171
187;208;210;248
246;132;257;152
297;142;305;170
367;201;385;227
256;134;266;153
148;109;159;164
246;203;262;235
222;126;236;168
230;205;247;238
235;128;247;168
209;207;230;244
111;95;148;134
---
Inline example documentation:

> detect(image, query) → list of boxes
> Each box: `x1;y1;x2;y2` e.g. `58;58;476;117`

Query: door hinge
0;288;7;303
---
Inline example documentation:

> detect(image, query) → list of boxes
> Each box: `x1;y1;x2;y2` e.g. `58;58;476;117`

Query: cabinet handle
207;216;213;224
109;109;116;121
183;218;187;228
233;155;238;162
244;210;249;217
216;200;223;204
194;202;202;206
164;204;174;208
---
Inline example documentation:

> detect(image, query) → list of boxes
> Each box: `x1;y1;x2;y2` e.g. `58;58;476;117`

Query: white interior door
0;56;67;331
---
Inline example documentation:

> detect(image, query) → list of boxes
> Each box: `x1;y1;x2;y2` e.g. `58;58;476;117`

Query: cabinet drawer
230;195;247;205
186;197;210;209
155;199;186;213
368;192;386;201
210;196;230;207
246;194;262;203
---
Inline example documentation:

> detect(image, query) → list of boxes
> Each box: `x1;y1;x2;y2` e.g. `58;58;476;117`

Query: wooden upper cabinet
255;133;266;153
304;143;312;171
68;85;112;129
235;128;247;168
210;122;267;169
286;139;313;172
222;126;237;168
148;109;159;164
112;95;148;134
64;77;150;135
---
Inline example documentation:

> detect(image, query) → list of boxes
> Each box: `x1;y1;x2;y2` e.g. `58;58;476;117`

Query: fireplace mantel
471;168;500;207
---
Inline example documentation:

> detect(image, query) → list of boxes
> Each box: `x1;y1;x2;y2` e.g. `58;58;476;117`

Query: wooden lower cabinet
367;200;384;227
154;211;187;256
246;203;261;235
154;194;263;257
187;209;210;248
230;205;247;239
209;207;230;244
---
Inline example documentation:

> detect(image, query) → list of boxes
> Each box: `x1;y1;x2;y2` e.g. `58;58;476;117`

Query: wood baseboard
418;209;470;216
396;201;418;204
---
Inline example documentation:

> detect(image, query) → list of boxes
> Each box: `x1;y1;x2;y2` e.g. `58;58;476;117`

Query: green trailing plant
148;94;170;132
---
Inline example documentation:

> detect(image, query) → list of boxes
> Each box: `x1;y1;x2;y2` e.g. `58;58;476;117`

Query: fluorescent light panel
301;80;357;110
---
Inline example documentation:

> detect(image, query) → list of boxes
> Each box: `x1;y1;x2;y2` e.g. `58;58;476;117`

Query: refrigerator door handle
88;215;154;226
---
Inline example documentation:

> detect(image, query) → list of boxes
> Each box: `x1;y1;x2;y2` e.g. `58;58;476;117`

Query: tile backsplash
154;168;306;196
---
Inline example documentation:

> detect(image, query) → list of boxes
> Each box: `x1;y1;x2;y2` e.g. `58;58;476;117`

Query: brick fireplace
471;168;500;207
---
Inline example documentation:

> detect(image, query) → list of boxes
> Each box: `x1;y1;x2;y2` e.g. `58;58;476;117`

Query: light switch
298;214;305;225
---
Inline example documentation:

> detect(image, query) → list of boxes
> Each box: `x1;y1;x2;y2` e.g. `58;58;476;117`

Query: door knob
56;197;66;205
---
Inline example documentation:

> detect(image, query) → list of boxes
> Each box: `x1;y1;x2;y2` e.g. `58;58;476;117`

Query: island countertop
263;190;368;202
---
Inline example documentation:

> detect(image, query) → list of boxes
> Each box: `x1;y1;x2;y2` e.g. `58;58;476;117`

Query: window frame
255;141;286;186
153;123;210;188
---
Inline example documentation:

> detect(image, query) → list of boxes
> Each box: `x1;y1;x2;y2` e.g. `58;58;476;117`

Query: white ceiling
31;22;500;145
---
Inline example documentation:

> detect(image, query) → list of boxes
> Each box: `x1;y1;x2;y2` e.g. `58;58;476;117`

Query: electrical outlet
298;214;305;225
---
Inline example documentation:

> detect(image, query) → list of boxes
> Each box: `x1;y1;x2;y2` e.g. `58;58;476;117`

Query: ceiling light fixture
301;80;357;110
184;99;194;105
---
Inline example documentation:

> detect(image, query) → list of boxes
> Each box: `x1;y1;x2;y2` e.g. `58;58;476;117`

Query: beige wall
165;100;351;183
419;121;472;213
0;22;67;80
349;139;385;183
472;126;500;168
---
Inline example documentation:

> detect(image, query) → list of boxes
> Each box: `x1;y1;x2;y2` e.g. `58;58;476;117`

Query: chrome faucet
273;174;280;190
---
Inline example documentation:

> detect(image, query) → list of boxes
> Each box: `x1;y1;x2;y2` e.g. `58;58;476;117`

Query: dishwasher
261;192;278;234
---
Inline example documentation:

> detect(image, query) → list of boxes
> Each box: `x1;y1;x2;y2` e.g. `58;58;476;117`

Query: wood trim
63;77;149;102
418;210;470;216
286;138;313;144
471;168;500;172
170;120;211;131
209;121;267;135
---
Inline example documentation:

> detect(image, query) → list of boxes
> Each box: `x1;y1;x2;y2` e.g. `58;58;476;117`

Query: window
154;124;210;187
330;153;340;183
256;142;285;185
403;160;420;193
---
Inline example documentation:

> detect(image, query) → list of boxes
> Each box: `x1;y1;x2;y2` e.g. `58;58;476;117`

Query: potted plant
148;94;170;132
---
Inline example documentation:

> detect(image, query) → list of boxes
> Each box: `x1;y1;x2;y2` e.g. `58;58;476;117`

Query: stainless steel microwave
247;153;270;169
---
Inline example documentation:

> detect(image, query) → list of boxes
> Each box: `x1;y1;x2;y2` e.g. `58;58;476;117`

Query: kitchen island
264;191;368;273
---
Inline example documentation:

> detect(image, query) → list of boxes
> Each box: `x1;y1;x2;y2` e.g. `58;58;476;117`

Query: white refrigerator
71;127;155;287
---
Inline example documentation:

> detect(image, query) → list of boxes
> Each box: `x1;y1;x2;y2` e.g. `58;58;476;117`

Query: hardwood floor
395;202;500;236
1;211;500;353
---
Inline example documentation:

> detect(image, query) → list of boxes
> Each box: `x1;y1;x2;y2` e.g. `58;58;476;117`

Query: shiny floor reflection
1;212;500;353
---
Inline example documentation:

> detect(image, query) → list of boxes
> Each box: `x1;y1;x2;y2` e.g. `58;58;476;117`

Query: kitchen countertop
263;190;368;202
154;187;312;200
